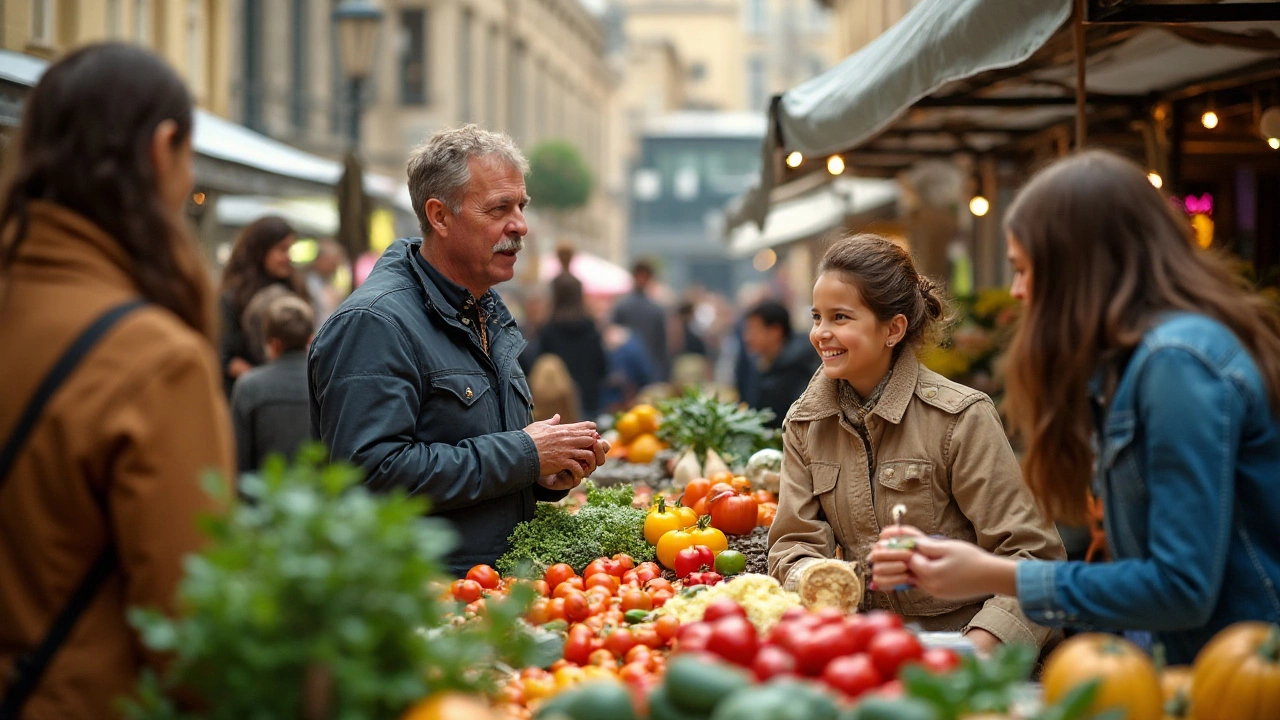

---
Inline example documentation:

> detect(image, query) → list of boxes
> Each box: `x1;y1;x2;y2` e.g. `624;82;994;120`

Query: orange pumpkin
1189;622;1280;720
1042;633;1163;720
402;692;497;720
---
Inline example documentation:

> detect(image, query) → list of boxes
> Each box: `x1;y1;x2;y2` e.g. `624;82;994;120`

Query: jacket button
924;388;938;398
883;468;895;478
465;387;474;398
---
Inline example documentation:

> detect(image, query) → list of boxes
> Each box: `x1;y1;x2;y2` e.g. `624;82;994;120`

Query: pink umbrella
540;252;633;297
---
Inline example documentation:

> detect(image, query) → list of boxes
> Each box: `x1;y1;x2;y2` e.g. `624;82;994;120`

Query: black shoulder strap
0;299;145;719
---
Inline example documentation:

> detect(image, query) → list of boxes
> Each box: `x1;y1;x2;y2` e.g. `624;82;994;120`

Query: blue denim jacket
309;240;561;575
1016;313;1280;663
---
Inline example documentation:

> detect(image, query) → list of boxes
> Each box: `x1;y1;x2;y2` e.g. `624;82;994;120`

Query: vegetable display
1188;622;1280;720
497;483;655;575
656;388;779;466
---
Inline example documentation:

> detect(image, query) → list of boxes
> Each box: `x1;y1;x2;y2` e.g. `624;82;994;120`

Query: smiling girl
768;234;1064;653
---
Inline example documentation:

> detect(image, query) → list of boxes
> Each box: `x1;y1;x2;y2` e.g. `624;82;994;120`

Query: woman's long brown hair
1003;150;1280;524
0;43;213;339
219;215;309;319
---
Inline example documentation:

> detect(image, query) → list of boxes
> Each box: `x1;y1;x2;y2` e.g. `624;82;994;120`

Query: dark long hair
549;272;589;323
0;43;213;338
1004;149;1280;524
219;215;309;317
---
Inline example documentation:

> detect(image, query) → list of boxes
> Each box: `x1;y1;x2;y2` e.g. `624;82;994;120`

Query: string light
1201;110;1219;129
1269;138;1280;150
192;192;207;206
968;195;990;217
826;155;845;175
753;248;777;272
1147;172;1163;189
785;152;803;168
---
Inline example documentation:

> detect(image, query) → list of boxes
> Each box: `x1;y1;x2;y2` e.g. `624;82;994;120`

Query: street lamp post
333;0;384;151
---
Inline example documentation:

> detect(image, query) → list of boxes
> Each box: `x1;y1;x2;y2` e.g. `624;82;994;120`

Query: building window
31;0;55;44
290;0;309;129
744;0;766;34
107;0;123;37
747;54;767;111
458;9;473;120
486;24;499;128
186;0;206;99
135;0;150;43
508;39;526;142
398;8;427;106
242;0;263;130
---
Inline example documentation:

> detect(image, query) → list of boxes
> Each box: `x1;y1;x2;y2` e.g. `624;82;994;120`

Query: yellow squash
1042;633;1163;720
1189;622;1280;720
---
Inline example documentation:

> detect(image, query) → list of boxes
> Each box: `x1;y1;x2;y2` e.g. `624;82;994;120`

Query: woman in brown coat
767;234;1063;653
0;45;234;717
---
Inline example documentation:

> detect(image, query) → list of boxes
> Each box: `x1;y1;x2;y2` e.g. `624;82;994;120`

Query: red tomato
779;606;808;623
612;553;635;573
621;589;653;612
867;629;924;680
765;618;811;655
752;645;798;682
562;590;591;622
546;597;567;622
621;570;642;588
814;607;846;625
604;627;638;658
654;614;681;643
632;625;663;649
625;645;653;665
589;648;618;669
585;586;613;604
544;563;577;591
532;579;551;597
676;622;714;654
651;589;673;607
464;598;486;615
822;653;883;699
863;610;905;634
915;647;962;674
583;558;614;579
674;545;716;578
587;596;609;617
563;625;596;665
793;623;858;676
466;564;501;590
585;573;620;593
645;578;674;594
526;598;551;625
635;563;661;584
553;577;586;598
451;579;483;603
702;597;748;623
618;661;650;686
706;616;759;667
682;477;712;507
877;680;904;698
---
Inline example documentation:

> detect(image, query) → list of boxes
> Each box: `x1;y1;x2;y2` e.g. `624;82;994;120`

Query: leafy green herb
124;445;545;720
497;482;654;575
656;387;780;465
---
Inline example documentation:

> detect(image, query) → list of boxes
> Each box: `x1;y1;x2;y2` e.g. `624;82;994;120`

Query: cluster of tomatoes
681;473;777;533
676;600;961;701
486;555;684;719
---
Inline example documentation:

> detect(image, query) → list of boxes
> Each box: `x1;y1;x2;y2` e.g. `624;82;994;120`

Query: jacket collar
13;201;140;293
788;349;920;424
401;239;515;329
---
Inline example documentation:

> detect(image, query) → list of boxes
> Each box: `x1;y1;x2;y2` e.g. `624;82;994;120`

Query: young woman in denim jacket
869;150;1280;663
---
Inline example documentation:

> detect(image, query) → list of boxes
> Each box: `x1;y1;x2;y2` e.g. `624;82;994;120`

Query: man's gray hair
407;124;529;237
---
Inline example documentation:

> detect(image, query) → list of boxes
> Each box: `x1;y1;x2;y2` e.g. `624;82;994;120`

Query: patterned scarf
458;292;499;355
837;371;893;434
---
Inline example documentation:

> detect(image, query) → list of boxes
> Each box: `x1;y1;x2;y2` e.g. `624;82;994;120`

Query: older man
309;125;606;574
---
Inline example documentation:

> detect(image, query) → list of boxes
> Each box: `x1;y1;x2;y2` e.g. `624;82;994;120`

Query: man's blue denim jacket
1015;313;1280;663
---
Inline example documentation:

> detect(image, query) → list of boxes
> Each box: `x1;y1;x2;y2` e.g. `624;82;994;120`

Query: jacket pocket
810;462;847;542
510;372;534;426
430;371;492;408
876;459;937;533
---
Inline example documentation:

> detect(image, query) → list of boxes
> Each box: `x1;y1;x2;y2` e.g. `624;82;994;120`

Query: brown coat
0;203;233;718
768;351;1064;647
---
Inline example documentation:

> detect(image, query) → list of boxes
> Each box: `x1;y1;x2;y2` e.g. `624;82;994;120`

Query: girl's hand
867;525;926;590
906;537;1017;601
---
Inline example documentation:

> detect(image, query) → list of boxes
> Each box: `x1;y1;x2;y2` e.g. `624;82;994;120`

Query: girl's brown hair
1004;149;1280;524
817;233;950;349
0;43;213;338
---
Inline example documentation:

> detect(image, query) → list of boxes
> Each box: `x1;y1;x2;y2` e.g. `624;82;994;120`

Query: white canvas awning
727;177;898;258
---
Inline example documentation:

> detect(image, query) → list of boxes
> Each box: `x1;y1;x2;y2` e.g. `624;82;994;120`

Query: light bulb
785;152;803;168
1147;172;1163;189
826;155;845;175
1201;110;1219;129
969;195;990;217
1269;138;1280;150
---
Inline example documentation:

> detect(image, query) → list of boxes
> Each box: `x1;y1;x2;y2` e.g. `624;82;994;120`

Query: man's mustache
494;236;525;253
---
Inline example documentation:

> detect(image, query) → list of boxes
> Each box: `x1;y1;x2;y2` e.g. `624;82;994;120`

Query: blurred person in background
217;216;309;394
742;300;820;428
306;239;347;327
231;295;315;476
612;259;669;381
0;44;233;718
601;324;656;413
675;300;707;357
537;273;608;419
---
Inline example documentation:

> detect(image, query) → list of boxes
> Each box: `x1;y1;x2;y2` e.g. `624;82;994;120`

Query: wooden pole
1074;0;1088;150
